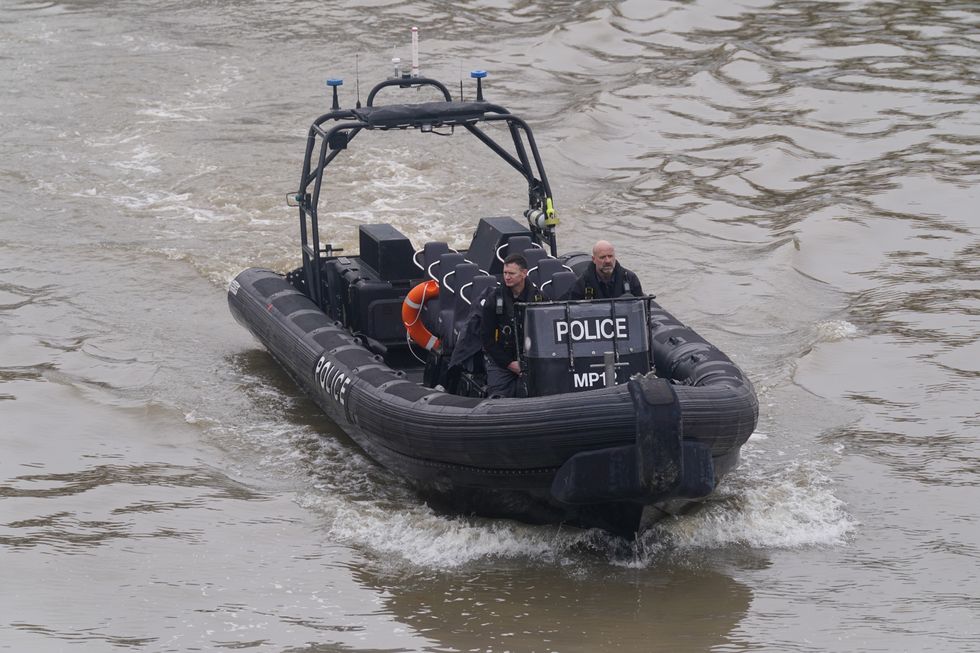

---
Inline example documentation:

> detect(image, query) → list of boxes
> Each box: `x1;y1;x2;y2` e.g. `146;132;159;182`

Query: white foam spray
815;319;858;341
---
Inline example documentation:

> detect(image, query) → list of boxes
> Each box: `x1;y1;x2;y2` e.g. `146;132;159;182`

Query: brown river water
1;1;978;651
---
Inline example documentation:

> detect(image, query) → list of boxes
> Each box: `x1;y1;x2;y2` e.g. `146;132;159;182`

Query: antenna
355;53;361;108
411;26;420;77
459;61;464;101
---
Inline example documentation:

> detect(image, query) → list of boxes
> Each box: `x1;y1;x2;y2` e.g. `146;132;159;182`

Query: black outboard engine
522;298;651;396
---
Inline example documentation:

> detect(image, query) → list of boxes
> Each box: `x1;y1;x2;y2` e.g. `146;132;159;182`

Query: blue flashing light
470;70;488;79
326;78;344;87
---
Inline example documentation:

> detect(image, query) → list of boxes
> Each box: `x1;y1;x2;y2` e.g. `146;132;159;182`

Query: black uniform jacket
568;261;643;300
481;282;539;369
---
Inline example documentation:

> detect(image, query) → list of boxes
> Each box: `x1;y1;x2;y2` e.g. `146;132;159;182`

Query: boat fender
402;280;441;351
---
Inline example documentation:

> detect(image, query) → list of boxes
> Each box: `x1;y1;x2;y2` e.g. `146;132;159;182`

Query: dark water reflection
355;560;754;652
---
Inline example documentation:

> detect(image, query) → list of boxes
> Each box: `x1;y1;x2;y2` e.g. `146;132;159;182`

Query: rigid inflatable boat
228;64;758;535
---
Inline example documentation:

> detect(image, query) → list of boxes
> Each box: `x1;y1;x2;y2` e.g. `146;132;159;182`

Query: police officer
568;239;643;300
482;253;540;397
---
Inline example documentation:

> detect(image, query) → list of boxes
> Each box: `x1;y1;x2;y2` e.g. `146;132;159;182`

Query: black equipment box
522;299;651;396
322;256;409;346
466;217;532;275
349;279;407;344
358;223;418;282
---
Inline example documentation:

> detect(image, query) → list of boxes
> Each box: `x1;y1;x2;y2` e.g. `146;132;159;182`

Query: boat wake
288;433;856;569
646;457;856;551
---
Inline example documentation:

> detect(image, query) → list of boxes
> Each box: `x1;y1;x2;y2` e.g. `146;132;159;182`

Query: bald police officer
567;240;643;300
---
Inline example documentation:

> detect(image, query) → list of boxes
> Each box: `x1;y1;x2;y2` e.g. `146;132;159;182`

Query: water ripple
0;463;263;500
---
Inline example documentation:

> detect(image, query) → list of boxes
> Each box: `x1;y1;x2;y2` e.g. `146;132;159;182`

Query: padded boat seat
496;235;532;263
417;241;450;274
460;274;498;308
544;270;578;301
430;252;466;285
529;257;566;290
450;264;480;312
522;248;548;283
441;263;480;347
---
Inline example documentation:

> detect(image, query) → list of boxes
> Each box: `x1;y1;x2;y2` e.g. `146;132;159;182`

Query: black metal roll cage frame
294;77;558;310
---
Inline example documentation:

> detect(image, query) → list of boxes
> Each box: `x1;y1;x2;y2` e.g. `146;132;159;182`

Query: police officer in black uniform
482;253;540;397
568;239;643;300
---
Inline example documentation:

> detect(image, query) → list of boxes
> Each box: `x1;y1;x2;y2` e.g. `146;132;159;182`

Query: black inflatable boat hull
228;268;758;534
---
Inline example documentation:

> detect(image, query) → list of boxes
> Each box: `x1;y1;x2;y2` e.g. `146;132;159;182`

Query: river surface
1;1;978;651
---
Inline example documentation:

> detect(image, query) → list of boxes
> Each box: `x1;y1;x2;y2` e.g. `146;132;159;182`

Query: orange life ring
402;280;441;351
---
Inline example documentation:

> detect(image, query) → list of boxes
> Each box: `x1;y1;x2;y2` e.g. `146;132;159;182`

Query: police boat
227;53;758;536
